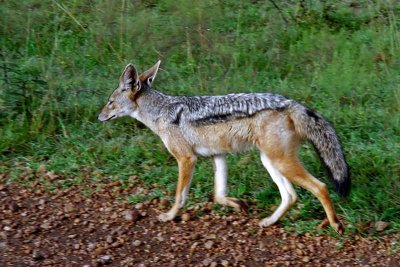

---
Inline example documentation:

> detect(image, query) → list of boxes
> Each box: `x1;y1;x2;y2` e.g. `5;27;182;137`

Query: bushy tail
289;102;350;198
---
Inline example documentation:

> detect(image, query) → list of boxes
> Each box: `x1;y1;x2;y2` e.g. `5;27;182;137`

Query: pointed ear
120;63;139;90
139;60;161;86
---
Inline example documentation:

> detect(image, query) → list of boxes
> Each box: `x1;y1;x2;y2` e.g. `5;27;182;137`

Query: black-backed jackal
98;61;350;233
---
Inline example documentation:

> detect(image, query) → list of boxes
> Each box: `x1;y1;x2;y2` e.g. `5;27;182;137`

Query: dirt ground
1;175;399;267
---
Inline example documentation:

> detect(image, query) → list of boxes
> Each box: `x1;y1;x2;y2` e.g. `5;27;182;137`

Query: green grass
1;0;399;235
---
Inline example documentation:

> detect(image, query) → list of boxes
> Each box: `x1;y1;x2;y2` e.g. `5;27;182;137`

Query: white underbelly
193;141;253;156
194;146;225;156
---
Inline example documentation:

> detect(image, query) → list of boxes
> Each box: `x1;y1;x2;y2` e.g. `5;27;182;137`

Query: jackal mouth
105;115;116;121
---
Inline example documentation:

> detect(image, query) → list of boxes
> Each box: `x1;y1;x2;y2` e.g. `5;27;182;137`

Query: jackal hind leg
259;152;298;228
158;155;196;222
270;155;344;234
212;155;248;212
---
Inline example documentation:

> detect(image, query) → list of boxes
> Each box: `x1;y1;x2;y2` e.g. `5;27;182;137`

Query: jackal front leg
158;155;196;222
213;155;247;212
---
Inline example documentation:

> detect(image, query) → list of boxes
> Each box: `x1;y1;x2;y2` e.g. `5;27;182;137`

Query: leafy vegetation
1;0;399;234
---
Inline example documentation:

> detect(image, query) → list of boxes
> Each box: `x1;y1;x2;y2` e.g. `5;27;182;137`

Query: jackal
98;61;350;233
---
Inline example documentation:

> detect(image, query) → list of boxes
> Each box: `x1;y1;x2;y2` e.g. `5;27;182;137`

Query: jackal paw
158;212;175;222
231;198;249;213
215;197;248;213
258;217;277;228
318;218;344;234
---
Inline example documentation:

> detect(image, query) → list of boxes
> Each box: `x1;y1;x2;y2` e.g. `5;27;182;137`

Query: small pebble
206;233;216;239
160;198;169;205
87;243;96;251
202;258;213;266
204;240;214;249
122;209;140;222
181;213;190;222
64;203;74;213
296;248;303;256
375;221;389;232
134;203;144;209
99;255;112;265
32;249;44;260
132;240;142;247
106;235;113;244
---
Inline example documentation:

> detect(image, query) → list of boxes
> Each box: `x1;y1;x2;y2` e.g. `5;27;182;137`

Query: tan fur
155;110;343;233
98;61;346;233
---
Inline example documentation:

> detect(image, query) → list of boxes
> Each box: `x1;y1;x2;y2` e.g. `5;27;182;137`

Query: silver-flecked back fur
165;92;292;126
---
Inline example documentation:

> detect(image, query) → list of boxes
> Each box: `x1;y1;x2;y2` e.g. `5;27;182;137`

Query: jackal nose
98;113;105;122
98;113;116;122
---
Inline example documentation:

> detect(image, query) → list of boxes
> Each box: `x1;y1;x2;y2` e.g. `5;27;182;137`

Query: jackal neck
134;86;170;125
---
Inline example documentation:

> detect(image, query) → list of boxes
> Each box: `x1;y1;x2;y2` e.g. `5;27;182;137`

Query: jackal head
98;61;161;122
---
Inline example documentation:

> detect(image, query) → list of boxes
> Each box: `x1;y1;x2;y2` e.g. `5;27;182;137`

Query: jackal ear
139;60;161;86
120;63;139;90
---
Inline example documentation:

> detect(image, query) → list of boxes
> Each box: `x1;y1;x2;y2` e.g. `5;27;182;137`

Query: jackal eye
108;100;114;106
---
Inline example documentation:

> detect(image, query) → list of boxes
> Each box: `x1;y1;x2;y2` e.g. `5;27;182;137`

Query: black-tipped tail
290;103;351;198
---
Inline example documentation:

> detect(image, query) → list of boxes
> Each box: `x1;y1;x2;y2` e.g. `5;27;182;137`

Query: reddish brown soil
1;178;399;267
